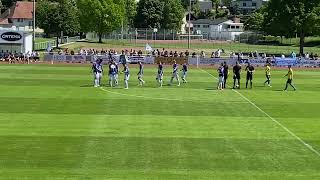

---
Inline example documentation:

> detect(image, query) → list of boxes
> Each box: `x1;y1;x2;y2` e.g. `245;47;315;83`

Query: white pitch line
100;87;190;102
100;87;247;103
200;68;320;157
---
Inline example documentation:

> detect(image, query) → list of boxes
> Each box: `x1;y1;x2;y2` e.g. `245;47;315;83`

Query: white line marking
200;68;320;157
100;87;247;103
100;87;183;101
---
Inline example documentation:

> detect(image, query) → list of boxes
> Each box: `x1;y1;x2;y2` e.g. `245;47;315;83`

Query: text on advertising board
1;32;22;41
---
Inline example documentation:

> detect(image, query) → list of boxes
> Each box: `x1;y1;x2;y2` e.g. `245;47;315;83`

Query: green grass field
0;64;320;179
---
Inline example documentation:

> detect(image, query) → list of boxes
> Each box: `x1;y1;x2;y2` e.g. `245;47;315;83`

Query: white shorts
109;74;116;81
138;74;143;79
182;71;187;77
124;74;130;81
172;72;179;78
157;73;163;80
218;76;224;83
94;72;102;79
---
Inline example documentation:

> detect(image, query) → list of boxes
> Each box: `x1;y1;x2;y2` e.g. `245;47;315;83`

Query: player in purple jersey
156;61;164;87
217;63;224;90
114;61;119;86
109;60;117;87
169;60;180;86
181;62;188;83
123;64;130;89
92;59;103;87
137;61;145;86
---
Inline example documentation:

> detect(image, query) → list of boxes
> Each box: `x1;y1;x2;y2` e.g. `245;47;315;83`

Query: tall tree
2;0;15;9
221;0;232;7
124;0;137;27
263;0;320;54
244;11;265;31
77;0;125;43
134;0;164;29
162;0;184;30
211;0;219;14
37;0;80;47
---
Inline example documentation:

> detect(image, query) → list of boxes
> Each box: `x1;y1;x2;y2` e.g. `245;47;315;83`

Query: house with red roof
0;1;42;32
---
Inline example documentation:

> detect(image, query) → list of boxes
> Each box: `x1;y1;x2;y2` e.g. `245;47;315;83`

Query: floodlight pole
188;0;191;49
32;0;36;51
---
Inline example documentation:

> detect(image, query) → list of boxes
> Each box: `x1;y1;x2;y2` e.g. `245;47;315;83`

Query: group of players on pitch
92;59;296;91
216;62;296;91
92;59;188;89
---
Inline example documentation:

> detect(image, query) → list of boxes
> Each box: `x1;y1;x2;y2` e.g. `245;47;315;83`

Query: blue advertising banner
275;58;297;66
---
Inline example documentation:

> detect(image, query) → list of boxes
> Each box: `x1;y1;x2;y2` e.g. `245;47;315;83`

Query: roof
10;1;34;19
0;18;9;25
192;18;229;25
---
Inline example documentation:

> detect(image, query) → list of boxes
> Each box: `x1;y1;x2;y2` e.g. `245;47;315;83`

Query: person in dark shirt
156;61;164;87
245;63;255;89
185;50;189;57
233;61;241;89
223;61;229;88
181;62;188;83
137;61;145;86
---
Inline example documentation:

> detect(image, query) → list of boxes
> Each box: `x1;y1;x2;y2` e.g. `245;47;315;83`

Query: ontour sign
1;32;23;42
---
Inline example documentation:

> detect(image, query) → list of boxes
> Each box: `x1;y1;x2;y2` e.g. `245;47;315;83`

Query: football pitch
0;64;319;180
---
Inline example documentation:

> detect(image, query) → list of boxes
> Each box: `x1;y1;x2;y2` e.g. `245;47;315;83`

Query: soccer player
245;62;255;89
109;61;117;87
217;63;224;90
114;61;119;86
123;64;130;89
169;60;181;86
233;61;241;89
264;63;272;87
137;61;145;86
181;62;188;83
156;61;164;87
223;61;229;88
283;65;297;91
92;59;103;87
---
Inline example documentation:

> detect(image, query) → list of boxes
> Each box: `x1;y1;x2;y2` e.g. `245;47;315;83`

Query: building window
203;25;209;28
252;2;257;6
243;2;246;7
17;18;24;22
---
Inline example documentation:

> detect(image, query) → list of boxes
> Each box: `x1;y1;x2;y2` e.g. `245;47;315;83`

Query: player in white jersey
156;61;164;87
169;60;180;86
114;61;119;86
137;61;145;86
92;59;103;87
123;64;130;89
109;61;117;87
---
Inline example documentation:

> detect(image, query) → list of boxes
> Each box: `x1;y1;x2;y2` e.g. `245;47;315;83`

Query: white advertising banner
0;31;24;44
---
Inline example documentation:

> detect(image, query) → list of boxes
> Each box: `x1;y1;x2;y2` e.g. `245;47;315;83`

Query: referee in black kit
233;61;241;89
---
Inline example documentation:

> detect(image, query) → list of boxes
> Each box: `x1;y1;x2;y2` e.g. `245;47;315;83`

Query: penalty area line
199;68;320;157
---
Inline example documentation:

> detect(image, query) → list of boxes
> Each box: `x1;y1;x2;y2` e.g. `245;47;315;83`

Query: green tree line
35;0;186;43
245;0;320;54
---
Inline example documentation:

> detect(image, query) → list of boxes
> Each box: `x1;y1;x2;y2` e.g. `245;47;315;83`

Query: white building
231;0;269;14
0;1;42;32
0;30;33;53
191;18;244;40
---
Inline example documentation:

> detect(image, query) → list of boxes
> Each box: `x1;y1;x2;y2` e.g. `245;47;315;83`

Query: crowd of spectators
0;50;39;63
49;48;319;61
